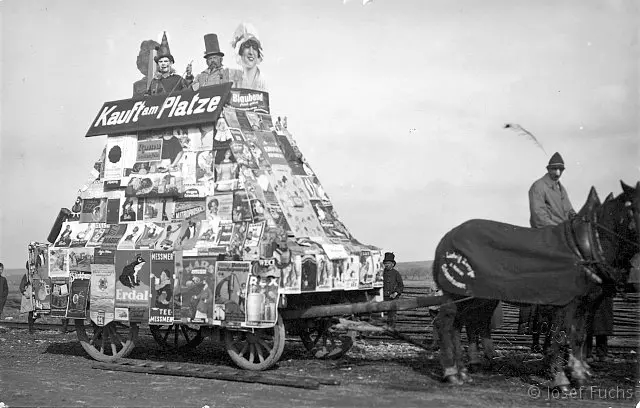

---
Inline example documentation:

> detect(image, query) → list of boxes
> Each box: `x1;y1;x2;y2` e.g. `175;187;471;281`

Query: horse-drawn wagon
23;77;450;372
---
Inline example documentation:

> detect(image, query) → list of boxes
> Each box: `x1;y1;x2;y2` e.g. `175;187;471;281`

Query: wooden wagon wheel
224;315;286;371
299;318;354;359
149;324;204;352
75;319;138;362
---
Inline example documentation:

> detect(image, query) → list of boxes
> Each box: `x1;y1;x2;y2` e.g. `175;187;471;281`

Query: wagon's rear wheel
300;318;354;359
224;315;285;371
149;324;204;352
75;319;138;362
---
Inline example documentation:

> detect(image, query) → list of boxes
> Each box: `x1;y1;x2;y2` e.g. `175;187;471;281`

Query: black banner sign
85;83;233;137
228;89;270;113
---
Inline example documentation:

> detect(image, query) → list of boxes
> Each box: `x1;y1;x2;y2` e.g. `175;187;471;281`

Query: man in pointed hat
146;32;192;96
382;252;404;329
519;152;576;346
190;34;230;91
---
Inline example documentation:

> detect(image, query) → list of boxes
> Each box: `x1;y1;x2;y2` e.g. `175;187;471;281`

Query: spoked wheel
75;319;138;362
300;318;355;359
224;315;286;371
149;324;204;352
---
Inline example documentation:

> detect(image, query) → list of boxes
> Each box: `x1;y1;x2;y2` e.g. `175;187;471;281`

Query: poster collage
27;105;384;328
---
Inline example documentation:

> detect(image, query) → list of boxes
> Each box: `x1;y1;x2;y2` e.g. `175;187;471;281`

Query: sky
0;0;638;268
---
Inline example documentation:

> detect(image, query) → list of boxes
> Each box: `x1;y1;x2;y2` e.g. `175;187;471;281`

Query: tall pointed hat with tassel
154;31;175;63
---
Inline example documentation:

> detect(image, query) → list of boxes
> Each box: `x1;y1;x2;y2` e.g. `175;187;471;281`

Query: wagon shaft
280;295;446;320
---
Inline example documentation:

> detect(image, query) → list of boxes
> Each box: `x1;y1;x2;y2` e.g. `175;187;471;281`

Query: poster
141;198;165;222
101;224;128;250
174;219;202;250
254;131;288;167
86;223;109;247
244;264;280;328
156;221;183;251
68;247;94;274
119;197;142;222
118;222;145;250
280;253;301;293
372;250;384;288
358;250;375;290
135;222;164;249
180;256;216;324
48;248;69;278
69;196;83;221
315;254;332;291
103;134;138;181
136;138;163;162
90;249;116;326
242;221;265;260
195;220;223;255
214;261;251;325
310;201;353;242
174;199;206;221
343;254;360;290
29;243;49;278
114;250;151;322
331;259;345;290
173;251;183;322
79;198;107;224
50;278;70;318
300;254;318;292
66;270;91;319
149;251;175;324
32;278;51;313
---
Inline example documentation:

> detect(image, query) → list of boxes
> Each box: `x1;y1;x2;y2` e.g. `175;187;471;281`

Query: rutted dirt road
0;323;638;408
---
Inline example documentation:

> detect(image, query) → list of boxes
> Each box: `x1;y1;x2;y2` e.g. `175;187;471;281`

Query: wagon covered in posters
26;83;395;370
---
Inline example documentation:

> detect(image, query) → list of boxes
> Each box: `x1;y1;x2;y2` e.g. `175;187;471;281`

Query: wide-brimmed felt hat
547;152;565;170
203;33;224;58
154;32;175;64
383;252;396;265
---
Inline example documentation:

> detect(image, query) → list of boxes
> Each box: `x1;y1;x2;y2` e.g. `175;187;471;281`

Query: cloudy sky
1;0;637;268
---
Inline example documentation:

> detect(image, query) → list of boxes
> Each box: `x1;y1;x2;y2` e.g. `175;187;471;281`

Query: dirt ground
0;319;638;408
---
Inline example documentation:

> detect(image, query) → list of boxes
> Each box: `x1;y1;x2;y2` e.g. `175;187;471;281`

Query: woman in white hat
230;23;268;92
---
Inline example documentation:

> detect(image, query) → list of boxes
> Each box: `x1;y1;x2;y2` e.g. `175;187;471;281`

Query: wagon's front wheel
75;319;138;362
224;315;285;371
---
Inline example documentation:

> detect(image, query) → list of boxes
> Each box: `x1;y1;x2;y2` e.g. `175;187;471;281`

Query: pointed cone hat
154;32;175;63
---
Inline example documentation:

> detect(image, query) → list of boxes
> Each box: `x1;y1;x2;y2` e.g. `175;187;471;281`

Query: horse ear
578;186;601;217
603;193;614;203
621;180;634;195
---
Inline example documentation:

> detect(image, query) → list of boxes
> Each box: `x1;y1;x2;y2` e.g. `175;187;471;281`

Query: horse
431;181;639;389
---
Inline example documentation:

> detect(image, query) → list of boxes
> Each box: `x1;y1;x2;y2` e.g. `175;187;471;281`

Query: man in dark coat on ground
0;263;8;318
382;252;404;329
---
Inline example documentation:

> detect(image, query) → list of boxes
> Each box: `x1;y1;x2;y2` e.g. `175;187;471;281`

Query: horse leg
453;315;471;383
437;299;463;385
545;306;571;392
479;300;498;365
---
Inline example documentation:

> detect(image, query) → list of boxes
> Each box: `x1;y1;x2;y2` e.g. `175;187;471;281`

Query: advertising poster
32;278;51;313
182;125;214;151
50;278;70;318
149;251;175;325
230;141;258;170
332;259;345;290
125;172;184;198
101;224;128;250
106;198;122;224
86;223;109;247
223;107;241;129
156;221;183;251
180;257;216;324
49;248;69;278
68;248;94;274
53;222;79;248
136;138;163;162
174;199;206;221
79;198;108;223
141;198;165;222
119;197;142;222
213;145;239;193
118;222;145;250
114;250;151;322
300;254;318;292
242;221;265;261
135;222;164;249
280;253;301;293
316;254;332;291
244;264;280;328
310;201;353;242
232;189;253;222
343;254;360;290
174;219;202;250
372;250;384;288
90;248;116;326
269;165;324;237
254;131;288;167
103;135;138;181
358;250;374;290
66;270;91;319
69;196;83;221
216;221;234;248
215;192;234;221
30;243;49;278
195;220;223;255
214;261;251;325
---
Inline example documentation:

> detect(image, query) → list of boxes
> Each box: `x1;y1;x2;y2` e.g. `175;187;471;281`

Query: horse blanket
433;219;588;306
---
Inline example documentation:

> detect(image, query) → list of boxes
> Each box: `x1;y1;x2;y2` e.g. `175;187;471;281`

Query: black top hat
154;32;175;63
383;252;396;265
203;33;224;58
546;152;565;170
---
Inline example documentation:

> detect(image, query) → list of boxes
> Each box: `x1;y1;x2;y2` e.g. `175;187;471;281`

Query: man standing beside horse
519;152;576;351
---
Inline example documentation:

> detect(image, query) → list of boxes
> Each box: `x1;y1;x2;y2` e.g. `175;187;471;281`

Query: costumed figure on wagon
146;32;193;96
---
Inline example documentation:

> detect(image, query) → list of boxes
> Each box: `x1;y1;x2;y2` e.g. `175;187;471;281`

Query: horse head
588;181;640;285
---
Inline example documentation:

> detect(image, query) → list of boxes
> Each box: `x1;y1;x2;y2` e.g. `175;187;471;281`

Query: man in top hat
190;34;230;91
519;152;576;347
146;32;192;96
382;252;404;329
